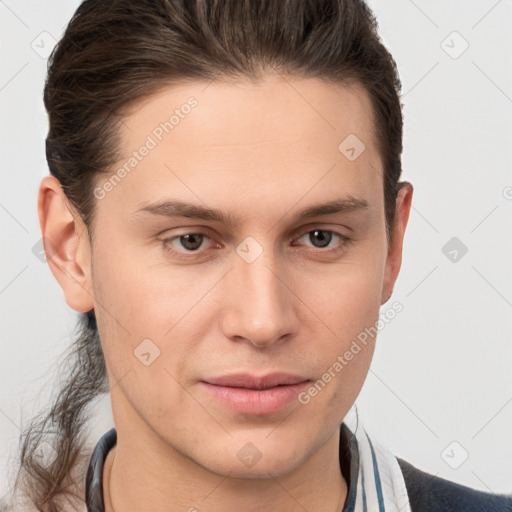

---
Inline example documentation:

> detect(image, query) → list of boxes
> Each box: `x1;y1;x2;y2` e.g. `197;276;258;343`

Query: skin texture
38;74;413;512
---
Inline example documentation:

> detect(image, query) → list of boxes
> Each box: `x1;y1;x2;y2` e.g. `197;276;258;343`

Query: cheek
91;248;195;421
293;256;384;338
90;240;215;384
91;238;196;332
290;257;383;404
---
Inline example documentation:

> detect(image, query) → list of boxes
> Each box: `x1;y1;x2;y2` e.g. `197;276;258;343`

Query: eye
162;232;217;255
294;229;351;251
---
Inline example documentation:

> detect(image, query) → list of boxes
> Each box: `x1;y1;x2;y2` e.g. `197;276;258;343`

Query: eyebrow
133;196;369;226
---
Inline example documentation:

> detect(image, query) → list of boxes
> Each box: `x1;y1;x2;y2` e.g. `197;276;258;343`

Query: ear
37;175;95;313
381;181;413;304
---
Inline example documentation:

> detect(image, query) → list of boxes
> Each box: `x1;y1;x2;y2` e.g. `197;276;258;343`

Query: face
40;74;412;479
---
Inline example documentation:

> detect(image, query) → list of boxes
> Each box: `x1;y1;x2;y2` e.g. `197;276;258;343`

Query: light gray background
1;0;511;500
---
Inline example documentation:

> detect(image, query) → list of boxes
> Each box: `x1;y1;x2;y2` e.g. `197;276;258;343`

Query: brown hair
6;0;404;509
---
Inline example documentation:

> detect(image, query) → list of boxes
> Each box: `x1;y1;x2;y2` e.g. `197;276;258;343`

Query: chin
206;451;304;480
192;433;310;480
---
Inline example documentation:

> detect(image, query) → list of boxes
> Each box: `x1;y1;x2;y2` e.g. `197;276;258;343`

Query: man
20;1;512;511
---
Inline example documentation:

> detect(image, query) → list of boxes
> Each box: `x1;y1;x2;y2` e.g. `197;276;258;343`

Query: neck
102;430;347;512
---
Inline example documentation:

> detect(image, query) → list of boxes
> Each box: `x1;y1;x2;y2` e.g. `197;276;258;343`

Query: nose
220;243;299;348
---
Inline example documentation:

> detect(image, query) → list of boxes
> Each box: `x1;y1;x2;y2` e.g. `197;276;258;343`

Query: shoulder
397;457;512;512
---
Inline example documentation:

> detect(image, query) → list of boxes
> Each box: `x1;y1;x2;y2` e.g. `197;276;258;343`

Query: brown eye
308;230;333;248
162;231;216;256
295;229;350;250
177;233;205;251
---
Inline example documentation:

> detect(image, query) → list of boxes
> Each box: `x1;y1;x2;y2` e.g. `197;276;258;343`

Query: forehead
94;75;383;222
120;74;378;154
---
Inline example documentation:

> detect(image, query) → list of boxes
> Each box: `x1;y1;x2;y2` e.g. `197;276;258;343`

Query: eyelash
161;228;352;258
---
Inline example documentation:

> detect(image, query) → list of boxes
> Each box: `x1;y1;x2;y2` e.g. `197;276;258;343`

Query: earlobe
37;175;95;313
381;181;414;305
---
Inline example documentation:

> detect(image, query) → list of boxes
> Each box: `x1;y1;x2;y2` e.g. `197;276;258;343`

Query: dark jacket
398;458;512;512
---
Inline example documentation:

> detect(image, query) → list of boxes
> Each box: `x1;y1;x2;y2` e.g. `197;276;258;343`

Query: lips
200;372;310;415
204;372;309;389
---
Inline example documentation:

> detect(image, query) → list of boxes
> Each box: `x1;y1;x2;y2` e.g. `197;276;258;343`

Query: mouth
200;372;310;415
